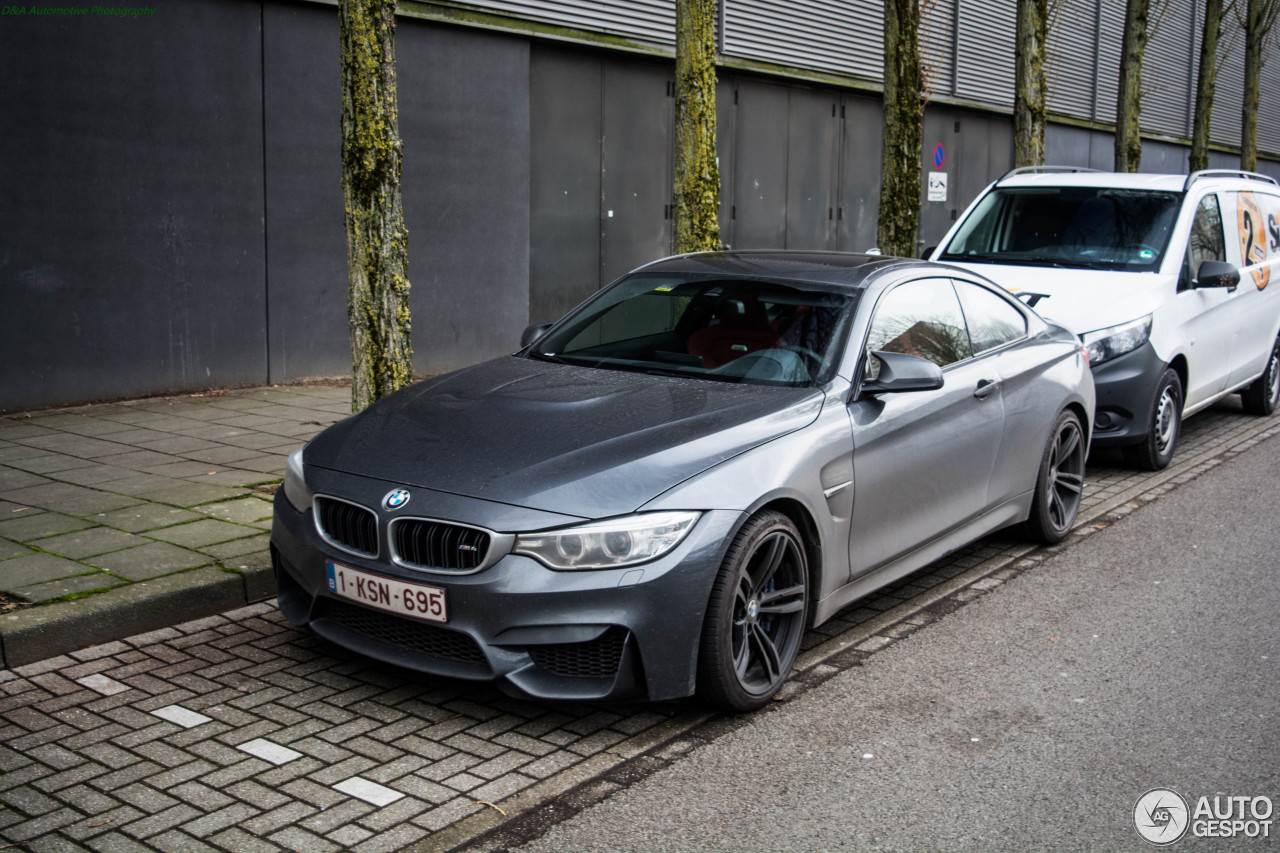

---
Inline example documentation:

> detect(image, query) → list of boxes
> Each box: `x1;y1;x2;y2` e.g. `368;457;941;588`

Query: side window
954;280;1027;354
865;278;972;371
1181;194;1226;291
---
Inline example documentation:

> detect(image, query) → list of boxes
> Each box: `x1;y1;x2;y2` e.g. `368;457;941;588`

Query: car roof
993;167;1280;194
634;250;934;289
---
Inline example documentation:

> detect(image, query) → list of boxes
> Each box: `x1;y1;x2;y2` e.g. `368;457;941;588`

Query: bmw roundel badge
383;489;411;511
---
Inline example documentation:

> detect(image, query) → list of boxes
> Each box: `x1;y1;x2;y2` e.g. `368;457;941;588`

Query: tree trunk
341;0;413;413
1190;0;1224;172
1114;0;1151;172
1014;0;1051;167
674;0;721;254
878;0;923;258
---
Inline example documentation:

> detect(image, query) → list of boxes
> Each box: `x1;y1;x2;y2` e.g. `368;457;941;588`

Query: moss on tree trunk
1114;0;1150;173
1014;0;1050;167
674;0;721;254
341;0;413;413
1190;0;1223;172
878;0;923;258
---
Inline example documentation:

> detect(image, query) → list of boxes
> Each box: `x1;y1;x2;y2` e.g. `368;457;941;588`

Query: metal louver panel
1211;27;1246;147
1260;49;1280;155
1047;0;1101;120
955;0;1016;106
722;0;883;81
315;497;378;558
1093;0;1125;125
392;519;491;572
922;0;957;98
462;0;675;45
1143;0;1194;138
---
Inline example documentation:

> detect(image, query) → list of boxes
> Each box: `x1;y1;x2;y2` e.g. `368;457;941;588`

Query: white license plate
326;561;448;623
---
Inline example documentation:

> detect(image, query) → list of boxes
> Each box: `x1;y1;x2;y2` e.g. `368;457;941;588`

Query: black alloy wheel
698;511;809;712
1024;409;1087;544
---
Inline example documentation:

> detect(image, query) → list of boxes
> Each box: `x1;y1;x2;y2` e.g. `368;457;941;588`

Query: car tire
1240;336;1280;416
697;510;808;712
1022;409;1087;544
1122;368;1182;471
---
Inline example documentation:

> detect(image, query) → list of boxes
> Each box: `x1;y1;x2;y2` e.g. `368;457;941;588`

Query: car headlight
283;448;314;513
1081;315;1152;366
513;511;701;571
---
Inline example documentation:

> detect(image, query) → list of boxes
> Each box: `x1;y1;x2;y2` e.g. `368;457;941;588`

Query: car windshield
938;186;1181;271
526;273;856;387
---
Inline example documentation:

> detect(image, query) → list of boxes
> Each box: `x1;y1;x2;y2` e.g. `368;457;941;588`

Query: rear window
939;187;1181;272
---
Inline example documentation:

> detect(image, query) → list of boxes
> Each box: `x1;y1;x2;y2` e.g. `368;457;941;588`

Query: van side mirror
1194;260;1240;291
521;322;554;348
859;351;945;397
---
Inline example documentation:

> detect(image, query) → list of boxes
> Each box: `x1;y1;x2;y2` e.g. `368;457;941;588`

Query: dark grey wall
1;0;269;409
1;0;529;410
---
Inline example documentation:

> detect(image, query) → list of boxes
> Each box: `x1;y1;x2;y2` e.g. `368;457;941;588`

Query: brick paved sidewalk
0;387;352;668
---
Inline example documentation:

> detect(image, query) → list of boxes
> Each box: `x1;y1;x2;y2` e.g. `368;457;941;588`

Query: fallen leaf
1049;637;1061;642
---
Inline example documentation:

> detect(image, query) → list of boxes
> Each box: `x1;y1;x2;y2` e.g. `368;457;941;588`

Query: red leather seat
688;297;781;368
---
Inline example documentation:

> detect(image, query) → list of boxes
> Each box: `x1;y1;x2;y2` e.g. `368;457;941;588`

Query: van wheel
1122;368;1181;471
1241;336;1280;416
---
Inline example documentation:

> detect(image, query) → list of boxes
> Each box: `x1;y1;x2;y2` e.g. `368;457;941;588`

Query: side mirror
1194;260;1240;291
921;246;937;259
521;321;554;348
859;350;945;397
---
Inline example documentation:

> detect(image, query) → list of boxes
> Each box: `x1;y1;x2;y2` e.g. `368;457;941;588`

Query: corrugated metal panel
1211;26;1245;146
1260;47;1280;154
954;0;1016;106
1143;0;1194;137
1046;0;1098;120
1093;0;1124;124
722;0;883;81
465;0;675;45
922;0;957;98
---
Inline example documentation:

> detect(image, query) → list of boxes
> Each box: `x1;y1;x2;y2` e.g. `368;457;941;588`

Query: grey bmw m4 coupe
271;251;1094;711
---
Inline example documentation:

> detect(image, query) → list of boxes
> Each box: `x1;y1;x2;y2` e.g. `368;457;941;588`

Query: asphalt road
508;433;1280;852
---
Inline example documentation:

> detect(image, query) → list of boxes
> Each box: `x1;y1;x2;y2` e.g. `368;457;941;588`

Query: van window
939;187;1180;272
1180;195;1226;291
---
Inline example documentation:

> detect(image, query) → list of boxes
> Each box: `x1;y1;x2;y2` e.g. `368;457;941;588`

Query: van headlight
514;511;701;570
283;448;314;513
1081;315;1152;366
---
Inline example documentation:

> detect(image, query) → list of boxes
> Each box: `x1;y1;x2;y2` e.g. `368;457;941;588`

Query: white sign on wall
928;172;948;203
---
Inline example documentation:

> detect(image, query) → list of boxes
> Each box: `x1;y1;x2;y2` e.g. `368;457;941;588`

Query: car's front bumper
270;486;741;703
1087;340;1165;447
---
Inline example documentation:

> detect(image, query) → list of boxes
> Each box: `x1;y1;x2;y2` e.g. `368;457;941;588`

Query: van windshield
938;187;1181;271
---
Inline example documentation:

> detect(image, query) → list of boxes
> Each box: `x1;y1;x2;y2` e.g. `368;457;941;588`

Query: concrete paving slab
0;444;49;462
180;445;263;465
27;528;149;560
14;572;126;604
185;470;280;488
87;543;211;581
202;534;270;561
0;540;34;561
196;498;275;525
136;483;246;508
0;512;92;542
146;520;259;549
50;464;142;486
93;505;203;533
3;552;101;587
5;453;97;475
0;467;53;492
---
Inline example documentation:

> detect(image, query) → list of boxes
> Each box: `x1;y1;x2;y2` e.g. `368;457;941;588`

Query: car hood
306;356;824;520
940;263;1166;335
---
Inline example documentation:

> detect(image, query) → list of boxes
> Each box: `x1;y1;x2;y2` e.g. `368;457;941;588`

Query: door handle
973;378;1000;399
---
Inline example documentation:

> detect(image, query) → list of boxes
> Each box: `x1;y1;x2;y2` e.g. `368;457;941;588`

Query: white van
931;168;1280;469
